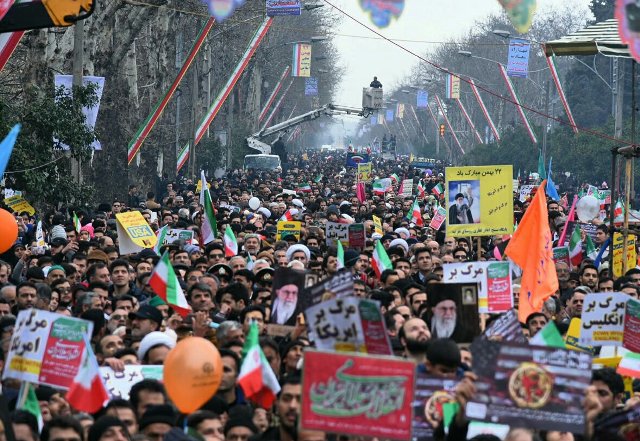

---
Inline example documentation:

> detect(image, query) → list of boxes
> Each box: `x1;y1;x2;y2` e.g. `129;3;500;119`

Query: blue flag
546;157;560;201
0;124;20;178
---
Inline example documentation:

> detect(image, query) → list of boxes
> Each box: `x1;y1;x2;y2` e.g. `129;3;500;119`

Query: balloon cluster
202;0;246;22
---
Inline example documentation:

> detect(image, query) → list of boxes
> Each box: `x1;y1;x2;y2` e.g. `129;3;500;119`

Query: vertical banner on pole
292;43;311;77
262;79;294;129
498;64;537;144
259;65;290;123
435;95;464;154
544;50;578;134
176;143;190;174
445;74;460;99
507;39;531;78
416;90;428;108
195;17;273;146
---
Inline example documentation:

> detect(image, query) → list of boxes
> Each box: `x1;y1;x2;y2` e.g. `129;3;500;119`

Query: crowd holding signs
1;137;640;441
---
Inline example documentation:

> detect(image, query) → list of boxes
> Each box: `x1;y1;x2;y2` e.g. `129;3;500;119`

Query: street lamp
304;4;324;10
492;29;511;39
311;36;327;43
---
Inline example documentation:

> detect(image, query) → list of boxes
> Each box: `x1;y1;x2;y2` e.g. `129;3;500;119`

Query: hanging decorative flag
386;109;394;122
262;79;294;129
396;103;405;118
498;0;537;34
305;77;318;96
195;18;273;146
469;79;500;142
292;43;311;77
507;39;531;78
445;74;460;99
176;143;189;174
498;64;537;144
259;66;290;123
266;0;301;16
416;90;428;108
0;30;24;73
544;52;578;134
359;0;405;28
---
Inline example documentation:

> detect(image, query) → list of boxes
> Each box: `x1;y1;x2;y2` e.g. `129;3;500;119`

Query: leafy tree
2;84;98;209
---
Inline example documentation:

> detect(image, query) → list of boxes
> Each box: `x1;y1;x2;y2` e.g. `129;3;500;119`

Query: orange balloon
163;336;223;413
0;209;17;253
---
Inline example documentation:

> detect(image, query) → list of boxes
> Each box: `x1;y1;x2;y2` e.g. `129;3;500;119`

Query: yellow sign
613;232;637;277
195;179;211;193
4;195;35;216
357;163;372;183
115;211;157;255
372;215;383;236
565;318;592;353
277;221;302;241
445;165;514;237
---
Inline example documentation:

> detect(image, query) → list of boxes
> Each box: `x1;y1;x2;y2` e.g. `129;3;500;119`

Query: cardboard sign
400;179;413;197
446;165;514;237
100;365;163;400
3;309;93;389
277;221;301;241
115;211;157;255
624;298;640;353
552;246;570;267
357;163;372;183
304;270;354;305
429;206;447;230
443;262;513;313
518;185;535;202
467;341;592;434
325;222;366;249
581;292;631;346
161;229;194;245
301;350;415;440
482;310;527;343
565;318;592;353
372;215;383;236
305;297;392;355
3;195;35;215
412;373;459;440
613;232;637;278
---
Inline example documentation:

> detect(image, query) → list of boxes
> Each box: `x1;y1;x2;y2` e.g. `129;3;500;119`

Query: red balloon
0;209;17;253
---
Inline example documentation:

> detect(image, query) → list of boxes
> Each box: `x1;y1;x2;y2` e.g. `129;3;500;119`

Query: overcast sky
326;0;592;108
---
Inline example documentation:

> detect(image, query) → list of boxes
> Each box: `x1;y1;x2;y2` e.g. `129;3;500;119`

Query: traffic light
439;124;445;136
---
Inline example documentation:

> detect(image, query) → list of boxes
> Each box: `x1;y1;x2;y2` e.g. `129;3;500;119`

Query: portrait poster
445;166;513;237
412;372;459;440
301;350;415;440
466;342;592;434
270;268;307;327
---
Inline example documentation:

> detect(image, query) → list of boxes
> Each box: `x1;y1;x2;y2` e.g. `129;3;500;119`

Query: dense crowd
0;151;634;441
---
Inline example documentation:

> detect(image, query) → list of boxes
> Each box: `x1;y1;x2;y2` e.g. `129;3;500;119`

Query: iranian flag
407;199;423;227
149;252;192;317
390;173;399;183
373;180;386;195
154;225;168;254
279;208;299;221
297;183;312;193
237;322;281;408
615;198;624;218
18;382;43;431
372;240;392;278
618;352;640;378
432;183;444;197
314;174;323;183
176;143;189;173
568;225;583;268
66;335;109;413
417;180;425;198
200;171;218;244
529;322;565;348
224;225;238;257
336;240;345;270
585;234;597;260
73;212;81;233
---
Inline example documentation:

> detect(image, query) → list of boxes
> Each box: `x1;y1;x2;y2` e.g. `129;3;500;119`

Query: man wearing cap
129;305;163;338
88;416;129;441
137;331;176;365
427;284;474;343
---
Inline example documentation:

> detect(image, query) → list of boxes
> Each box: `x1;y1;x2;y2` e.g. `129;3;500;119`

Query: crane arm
0;0;94;33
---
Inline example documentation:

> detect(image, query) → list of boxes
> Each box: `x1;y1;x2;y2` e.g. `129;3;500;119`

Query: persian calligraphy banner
506;39;530;78
445;165;513;237
357;162;372;182
3;309;93;389
292;43;311;77
266;0;301;16
100;366;163;400
301;350;415;440
443;262;513;313
580;292;631;346
277;221;302;241
305;297;392;355
160;229;194;246
466;342;592;434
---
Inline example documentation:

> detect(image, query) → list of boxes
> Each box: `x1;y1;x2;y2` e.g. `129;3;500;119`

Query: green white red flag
372;240;392;278
149;251;192;317
407;199;423;227
224;225;238;257
73;212;81;233
66;335;109;413
568;225;583;268
200;170;218;244
336;240;345;270
432;183;444;197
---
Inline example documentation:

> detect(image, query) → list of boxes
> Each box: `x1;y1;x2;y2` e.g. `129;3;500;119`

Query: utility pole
72;20;84;184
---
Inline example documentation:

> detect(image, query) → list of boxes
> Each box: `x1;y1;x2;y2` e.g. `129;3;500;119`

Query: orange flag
505;180;558;322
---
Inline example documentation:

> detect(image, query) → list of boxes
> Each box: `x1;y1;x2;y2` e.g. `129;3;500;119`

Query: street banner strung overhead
292;43;311;77
445;165;514;237
266;0;301;16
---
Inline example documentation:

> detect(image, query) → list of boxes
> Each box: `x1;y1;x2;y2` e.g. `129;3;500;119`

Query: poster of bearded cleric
271;267;307;326
445;165;513;237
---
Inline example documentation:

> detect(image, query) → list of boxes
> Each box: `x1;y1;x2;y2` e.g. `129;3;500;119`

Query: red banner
301;350;415;440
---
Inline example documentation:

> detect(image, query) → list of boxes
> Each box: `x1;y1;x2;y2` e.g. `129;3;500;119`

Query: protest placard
565;318;592;353
347;223;366;249
346;153;370;168
305;297;391;355
3;195;35;216
443;262;513;313
304;270;354;305
562;221;599;246
481;310;527;343
160;229;194;245
518;185;535;202
412;373;459;441
466;342;592;434
301;350;414;440
100;365;163;400
325;221;349;247
429;206;447;230
613;232;637;278
445;165;513;237
552;247;570;267
115;211;157;255
266;0;301;16
624;298;640;353
372;215;383;236
400;179;413;197
357;162;372;182
581;292;630;346
3;309;93;389
277;221;301;241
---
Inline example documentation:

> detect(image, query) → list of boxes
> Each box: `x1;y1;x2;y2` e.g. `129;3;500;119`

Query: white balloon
248;197;261;211
576;195;600;222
